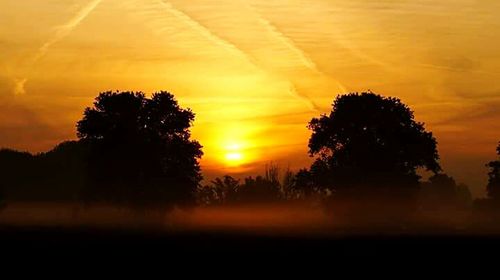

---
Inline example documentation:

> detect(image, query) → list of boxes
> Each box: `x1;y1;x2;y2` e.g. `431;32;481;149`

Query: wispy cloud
13;0;103;95
126;0;327;111
246;2;319;74
289;83;321;111
13;78;27;95
154;0;260;69
246;2;346;106
32;0;103;64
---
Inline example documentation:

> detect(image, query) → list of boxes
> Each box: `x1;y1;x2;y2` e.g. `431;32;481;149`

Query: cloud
289;83;321;112
0;75;71;151
32;0;103;64
13;78;27;95
127;0;341;112
0;104;59;152
12;0;102;96
246;3;319;73
433;94;500;128
152;0;259;68
246;3;346;109
235;110;313;124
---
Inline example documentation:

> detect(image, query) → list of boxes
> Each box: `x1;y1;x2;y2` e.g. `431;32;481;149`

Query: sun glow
225;152;242;161
224;143;245;166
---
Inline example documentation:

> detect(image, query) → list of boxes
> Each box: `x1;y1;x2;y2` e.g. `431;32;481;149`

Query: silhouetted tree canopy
486;142;500;200
306;92;441;193
77;91;203;208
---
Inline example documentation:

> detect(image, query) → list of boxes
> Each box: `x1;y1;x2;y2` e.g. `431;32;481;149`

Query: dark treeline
0;91;202;210
0;90;499;224
0;141;87;202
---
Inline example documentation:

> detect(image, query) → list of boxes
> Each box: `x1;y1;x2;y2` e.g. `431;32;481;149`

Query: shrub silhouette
77;91;203;209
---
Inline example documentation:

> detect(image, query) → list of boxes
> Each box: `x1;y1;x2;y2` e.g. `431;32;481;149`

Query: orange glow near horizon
195;119;268;172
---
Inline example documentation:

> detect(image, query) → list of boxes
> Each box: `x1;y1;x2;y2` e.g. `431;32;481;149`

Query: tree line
0;91;499;216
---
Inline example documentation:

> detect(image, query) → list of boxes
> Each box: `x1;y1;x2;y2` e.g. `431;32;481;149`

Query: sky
1;0;500;197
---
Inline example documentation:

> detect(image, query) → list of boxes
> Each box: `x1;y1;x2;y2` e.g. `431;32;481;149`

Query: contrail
154;0;260;69
289;83;321;112
32;0;103;64
251;0;391;72
13;0;102;95
330;26;392;71
131;0;337;112
246;2;320;73
246;2;346;107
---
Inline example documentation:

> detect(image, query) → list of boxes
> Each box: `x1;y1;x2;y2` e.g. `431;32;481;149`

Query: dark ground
1;225;500;264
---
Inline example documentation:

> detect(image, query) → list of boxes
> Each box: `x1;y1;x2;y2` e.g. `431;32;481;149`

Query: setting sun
223;143;245;166
225;152;243;162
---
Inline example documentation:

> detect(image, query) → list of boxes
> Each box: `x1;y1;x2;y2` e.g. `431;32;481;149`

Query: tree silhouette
211;175;240;204
419;173;472;210
306;92;441;195
427;174;457;200
77;91;202;208
0;144;88;202
294;160;333;197
198;164;288;205
0;186;5;210
235;176;282;203
486;142;500;200
297;92;443;225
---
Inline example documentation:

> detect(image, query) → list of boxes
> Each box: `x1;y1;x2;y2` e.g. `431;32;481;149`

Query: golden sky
1;0;500;196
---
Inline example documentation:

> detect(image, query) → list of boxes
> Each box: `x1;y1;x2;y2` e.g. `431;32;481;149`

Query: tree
0;184;5;210
76;91;203;208
303;92;442;225
427;173;457;200
307;92;440;195
211;175;240;204
198;164;287;205
281;166;297;199
0;144;87;202
419;173;472;210
486;142;500;200
235;176;282;203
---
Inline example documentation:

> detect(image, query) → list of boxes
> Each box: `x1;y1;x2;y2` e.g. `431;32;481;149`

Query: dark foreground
1;225;500;265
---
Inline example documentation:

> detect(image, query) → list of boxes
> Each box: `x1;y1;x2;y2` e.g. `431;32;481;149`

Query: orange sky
1;0;500;197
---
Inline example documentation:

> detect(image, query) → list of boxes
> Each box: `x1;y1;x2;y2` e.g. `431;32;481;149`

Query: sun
223;143;245;166
225;152;242;161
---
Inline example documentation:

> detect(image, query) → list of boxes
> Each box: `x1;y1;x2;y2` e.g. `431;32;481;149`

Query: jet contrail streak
289;84;321;112
155;0;260;70
247;3;346;110
13;0;103;95
132;0;334;112
32;0;103;64
246;3;319;74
